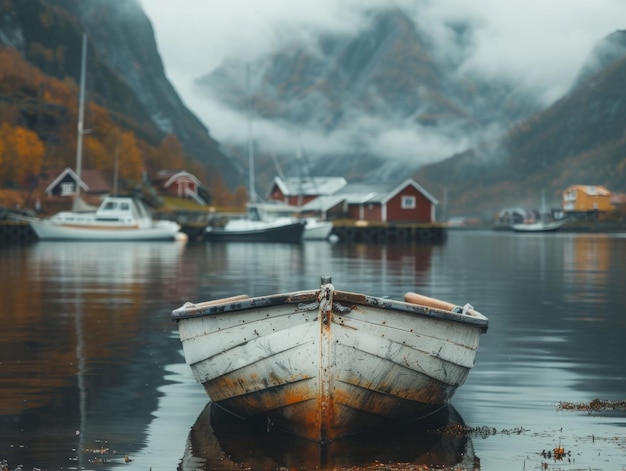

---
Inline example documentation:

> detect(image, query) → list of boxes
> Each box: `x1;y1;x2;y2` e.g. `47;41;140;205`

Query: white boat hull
303;219;334;240
512;220;565;232
30;219;181;241
28;196;182;241
172;277;488;442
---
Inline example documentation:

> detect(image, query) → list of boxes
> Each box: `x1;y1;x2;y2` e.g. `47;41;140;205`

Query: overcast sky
140;0;626;163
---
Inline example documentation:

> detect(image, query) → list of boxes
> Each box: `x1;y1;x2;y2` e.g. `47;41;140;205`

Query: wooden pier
331;220;447;243
0;221;37;244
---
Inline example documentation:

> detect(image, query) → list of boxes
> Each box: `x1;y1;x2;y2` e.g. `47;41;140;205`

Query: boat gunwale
171;289;488;331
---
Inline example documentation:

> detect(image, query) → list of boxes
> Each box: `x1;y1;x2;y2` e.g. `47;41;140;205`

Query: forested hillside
415;33;626;218
0;0;244;207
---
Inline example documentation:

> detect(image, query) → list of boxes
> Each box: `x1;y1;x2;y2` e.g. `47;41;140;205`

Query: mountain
3;1;623;218
197;9;626;219
573;30;626;89
195;8;544;191
0;0;243;189
415;30;626;218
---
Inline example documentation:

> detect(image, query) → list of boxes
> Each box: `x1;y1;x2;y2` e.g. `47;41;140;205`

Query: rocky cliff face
0;0;243;188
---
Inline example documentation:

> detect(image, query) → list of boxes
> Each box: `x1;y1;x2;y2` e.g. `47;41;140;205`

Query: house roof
270;176;347;197
44;167;110;194
333;179;438;205
300;195;347;212
566;185;611;196
157;170;202;188
81;169;110;192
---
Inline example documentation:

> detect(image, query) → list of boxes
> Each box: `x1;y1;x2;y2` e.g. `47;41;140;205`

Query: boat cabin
94;197;151;222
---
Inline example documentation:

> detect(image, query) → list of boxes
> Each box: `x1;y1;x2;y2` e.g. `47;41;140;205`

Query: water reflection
0;240;188;468
562;234;611;305
2;233;626;470
198;241;435;301
181;403;479;471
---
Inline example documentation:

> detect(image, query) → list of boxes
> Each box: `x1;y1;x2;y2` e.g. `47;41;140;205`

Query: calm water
0;232;625;470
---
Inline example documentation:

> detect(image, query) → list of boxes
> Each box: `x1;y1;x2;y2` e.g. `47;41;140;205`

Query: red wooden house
299;178;438;223
154;170;208;205
337;179;438;223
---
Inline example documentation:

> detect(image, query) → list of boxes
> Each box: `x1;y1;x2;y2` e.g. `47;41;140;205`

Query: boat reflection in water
181;403;479;471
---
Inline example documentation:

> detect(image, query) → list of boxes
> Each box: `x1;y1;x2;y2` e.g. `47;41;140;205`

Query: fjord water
0;232;624;470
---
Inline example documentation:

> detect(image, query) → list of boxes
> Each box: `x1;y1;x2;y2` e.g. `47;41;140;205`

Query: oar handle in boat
195;294;249;308
404;292;456;311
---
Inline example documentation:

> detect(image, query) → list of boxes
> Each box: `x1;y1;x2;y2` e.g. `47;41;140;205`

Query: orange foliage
0;123;45;185
155;135;186;171
233;185;249;207
0;47;241;201
115;131;143;182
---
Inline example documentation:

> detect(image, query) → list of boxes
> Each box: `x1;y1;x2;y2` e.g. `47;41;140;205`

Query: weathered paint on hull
172;278;488;442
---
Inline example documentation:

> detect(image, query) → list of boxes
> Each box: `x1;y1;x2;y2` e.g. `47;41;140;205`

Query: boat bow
172;276;488;442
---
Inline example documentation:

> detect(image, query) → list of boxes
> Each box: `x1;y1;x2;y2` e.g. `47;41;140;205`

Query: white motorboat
28;196;182;241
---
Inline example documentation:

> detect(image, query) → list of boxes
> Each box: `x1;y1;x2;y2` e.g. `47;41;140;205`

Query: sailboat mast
297;143;303;207
246;64;256;203
75;33;87;196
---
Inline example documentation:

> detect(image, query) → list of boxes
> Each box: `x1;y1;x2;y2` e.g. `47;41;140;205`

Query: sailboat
512;190;566;233
258;144;334;240
28;34;182;242
205;66;305;243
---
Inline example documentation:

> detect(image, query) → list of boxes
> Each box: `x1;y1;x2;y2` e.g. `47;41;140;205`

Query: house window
61;182;75;196
401;195;416;209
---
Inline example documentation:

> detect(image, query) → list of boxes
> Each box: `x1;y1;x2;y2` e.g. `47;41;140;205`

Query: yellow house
562;185;612;212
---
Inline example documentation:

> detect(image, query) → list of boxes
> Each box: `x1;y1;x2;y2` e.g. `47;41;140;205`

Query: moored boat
204;218;306;242
512;189;566;232
204;203;306;243
171;276;488;442
27;196;182;241
512;219;565;232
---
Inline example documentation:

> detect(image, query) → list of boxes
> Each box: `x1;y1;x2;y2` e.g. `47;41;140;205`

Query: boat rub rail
172;289;489;333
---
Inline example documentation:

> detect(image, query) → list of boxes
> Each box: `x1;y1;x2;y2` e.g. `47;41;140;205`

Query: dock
0;217;448;245
330;220;447;243
0;221;37;244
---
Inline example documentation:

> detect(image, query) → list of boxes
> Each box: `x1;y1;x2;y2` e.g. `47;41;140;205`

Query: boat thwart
171;276;488;442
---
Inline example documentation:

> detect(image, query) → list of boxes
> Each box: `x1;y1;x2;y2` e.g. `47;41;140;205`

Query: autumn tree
146;134;185;175
233;185;248;208
0;123;45;186
111;130;142;183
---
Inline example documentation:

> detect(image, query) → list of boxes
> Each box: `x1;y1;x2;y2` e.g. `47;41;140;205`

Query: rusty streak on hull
172;277;488;442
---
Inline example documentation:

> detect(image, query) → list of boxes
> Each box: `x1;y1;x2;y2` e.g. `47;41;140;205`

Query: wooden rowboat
171;276;488;443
